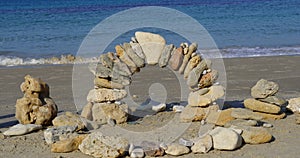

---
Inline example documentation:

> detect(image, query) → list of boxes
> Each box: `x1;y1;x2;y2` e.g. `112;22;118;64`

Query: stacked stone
244;79;287;120
15;75;58;126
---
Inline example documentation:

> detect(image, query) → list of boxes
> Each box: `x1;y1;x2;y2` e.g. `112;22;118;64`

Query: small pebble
132;95;138;98
202;70;207;75
115;101;121;105
207;69;212;73
152;103;166;112
183;48;189;55
191;52;197;57
263;123;273;128
172;105;185;113
184;42;189;48
130;148;144;158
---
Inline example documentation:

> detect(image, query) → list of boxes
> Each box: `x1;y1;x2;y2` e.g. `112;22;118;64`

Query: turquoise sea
0;0;299;65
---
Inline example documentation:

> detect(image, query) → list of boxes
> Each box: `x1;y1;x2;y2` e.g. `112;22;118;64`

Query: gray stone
159;44;175;67
79;131;129;158
112;58;132;76
191;134;212;153
116;44;138;73
81;118;100;130
99;53;113;69
251;79;279;99
90;62;112;78
179;138;194;147
81;102;93;120
169;47;184;70
123;42;144;68
3;124;42;136
209;127;243;150
259;95;287;106
179;43;198;74
231;108;263;120
87;88;127;103
130;42;145;59
94;77;124;89
44;126;77;144
165;143;190;156
130;148;144;158
244;98;281;114
52;112;86;131
110;71;131;86
187;59;208;87
135;31;166;65
287;97;300;113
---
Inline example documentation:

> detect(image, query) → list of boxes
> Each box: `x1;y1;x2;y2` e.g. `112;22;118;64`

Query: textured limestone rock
239;126;273;144
198;69;218;88
94;77;124;89
135;31;166;65
51;135;87;153
287;97;300;113
115;44;138;73
209;127;242;150
187;59;208;87
92;103;128;124
87;88;127;103
165;144;190;156
44;126;77;144
188;85;225;107
159;44;175;67
52;112;85;131
251;79;279;99
79;131;129;158
184;55;201;79
179;43;198;74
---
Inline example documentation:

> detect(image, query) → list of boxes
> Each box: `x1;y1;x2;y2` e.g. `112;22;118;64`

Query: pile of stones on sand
2;32;300;158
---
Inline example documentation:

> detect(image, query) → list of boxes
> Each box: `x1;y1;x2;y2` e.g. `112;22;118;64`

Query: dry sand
0;55;300;158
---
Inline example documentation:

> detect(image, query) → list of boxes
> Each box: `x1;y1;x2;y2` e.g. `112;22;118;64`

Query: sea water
0;0;299;66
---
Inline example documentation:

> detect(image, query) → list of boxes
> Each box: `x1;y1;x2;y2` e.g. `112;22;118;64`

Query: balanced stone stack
244;79;287;120
79;31;225;125
15;75;58;126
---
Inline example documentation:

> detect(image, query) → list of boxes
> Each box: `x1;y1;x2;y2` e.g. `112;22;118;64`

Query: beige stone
81;102;93;120
244;98;281;114
52;112;85;131
198;69;218;88
239;126;272;144
135;31;166;65
169;47;184;71
251;79;279;99
179;43;198;74
191;134;212;153
184;55;201;79
253;111;286;120
92;103;128;124
87;88;127;103
115;44;138;73
165;144;190;156
206;108;235;126
51;135;87;153
189;85;225;107
180;105;219;122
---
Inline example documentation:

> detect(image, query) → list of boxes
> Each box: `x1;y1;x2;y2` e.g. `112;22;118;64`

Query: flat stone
184;55;201;79
99;53;114;69
94;77;124;89
92;103;128;124
253;111;286;120
159;44;175;68
112;57;132;76
239;126;272;144
209;127;243;150
198;69;218;88
79;131;129;158
206;108;235;126
123;42;144;68
152;103;166;112
191;134;212;153
179;138;194;147
87;88;127;103
51;135;87;153
187;59;208;87
52;112;85;131
130;42;145;59
44;126;77;144
287;97;300;113
180;105;218;123
244;98;281;114
179;43;198;74
189;86;225;107
165;144;190;156
169;47;184;71
130;148;144;158
90;62;112;78
224;119;258;128
251;79;279;99
135;31;166;65
110;71;131;86
231;108;263;120
115;44;138;73
3;124;42;136
81;102;93;120
259;95;287;106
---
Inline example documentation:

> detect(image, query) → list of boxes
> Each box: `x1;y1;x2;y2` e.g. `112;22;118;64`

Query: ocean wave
1;46;300;66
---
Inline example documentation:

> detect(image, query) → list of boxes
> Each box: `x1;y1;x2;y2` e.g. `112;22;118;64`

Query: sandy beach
0;55;300;158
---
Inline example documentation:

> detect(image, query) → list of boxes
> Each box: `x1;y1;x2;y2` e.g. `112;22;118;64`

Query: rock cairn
15;75;58;126
81;31;224;127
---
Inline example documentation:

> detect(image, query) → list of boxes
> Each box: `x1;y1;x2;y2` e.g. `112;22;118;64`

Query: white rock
179;138;194;147
44;126;77;144
209;127;242;150
165;144;190;156
130;148;144;158
263;123;273;128
4;124;42;136
173;105;185;113
152;103;166;112
135;31;166;65
159;142;168;150
287;97;300;113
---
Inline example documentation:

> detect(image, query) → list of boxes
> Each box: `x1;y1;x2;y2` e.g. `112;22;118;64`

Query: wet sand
0;55;300;158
